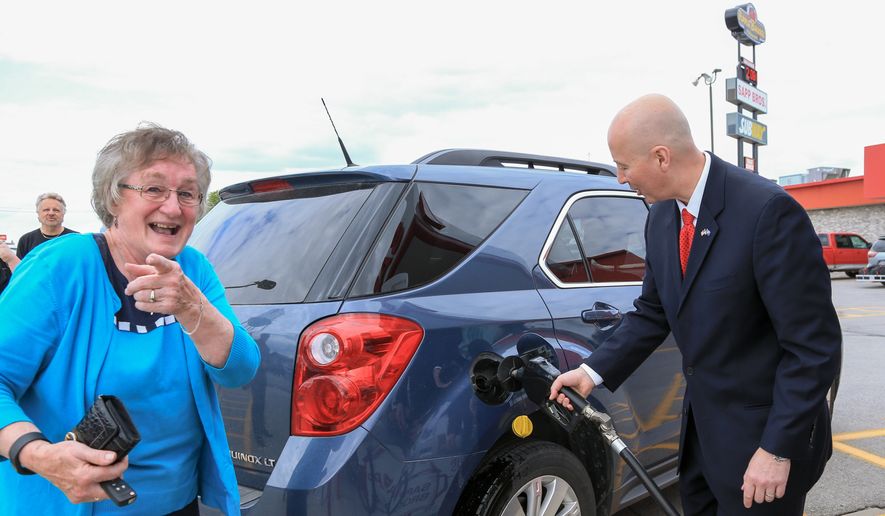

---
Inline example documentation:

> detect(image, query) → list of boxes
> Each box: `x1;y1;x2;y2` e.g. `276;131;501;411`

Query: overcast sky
1;1;882;241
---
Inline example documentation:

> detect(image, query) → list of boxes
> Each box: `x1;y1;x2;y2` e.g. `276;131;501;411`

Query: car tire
457;441;596;516
845;271;857;278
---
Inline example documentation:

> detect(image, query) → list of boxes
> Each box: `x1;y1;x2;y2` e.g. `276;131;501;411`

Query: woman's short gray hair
91;122;212;228
35;192;67;212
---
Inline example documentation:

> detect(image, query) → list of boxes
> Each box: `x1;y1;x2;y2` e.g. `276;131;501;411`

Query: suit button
685;367;694;376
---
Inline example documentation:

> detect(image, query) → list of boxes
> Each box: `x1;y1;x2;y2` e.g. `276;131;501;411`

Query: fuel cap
511;415;533;438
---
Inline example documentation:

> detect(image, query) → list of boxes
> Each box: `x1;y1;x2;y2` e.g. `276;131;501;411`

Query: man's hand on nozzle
549;367;596;411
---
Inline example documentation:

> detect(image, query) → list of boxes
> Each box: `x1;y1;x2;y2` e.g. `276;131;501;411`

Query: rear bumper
829;263;866;272
205;429;479;515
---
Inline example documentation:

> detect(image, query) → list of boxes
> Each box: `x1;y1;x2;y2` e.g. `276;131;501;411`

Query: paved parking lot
806;276;885;516
616;276;884;516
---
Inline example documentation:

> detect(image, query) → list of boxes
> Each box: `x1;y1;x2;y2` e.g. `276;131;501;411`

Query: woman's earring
113;217;118;228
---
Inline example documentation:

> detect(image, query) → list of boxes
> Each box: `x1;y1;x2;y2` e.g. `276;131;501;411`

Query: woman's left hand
123;253;201;318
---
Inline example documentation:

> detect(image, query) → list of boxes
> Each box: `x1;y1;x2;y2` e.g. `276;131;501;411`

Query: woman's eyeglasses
118;184;203;207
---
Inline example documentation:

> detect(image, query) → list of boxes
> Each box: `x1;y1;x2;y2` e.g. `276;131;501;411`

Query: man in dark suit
550;94;841;515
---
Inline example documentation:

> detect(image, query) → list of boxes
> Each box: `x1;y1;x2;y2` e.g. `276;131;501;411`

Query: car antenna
321;98;357;167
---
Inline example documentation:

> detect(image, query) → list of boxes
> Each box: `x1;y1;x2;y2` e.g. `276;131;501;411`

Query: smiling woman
0;123;260;515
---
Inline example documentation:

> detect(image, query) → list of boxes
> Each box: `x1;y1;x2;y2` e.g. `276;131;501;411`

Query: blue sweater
0;234;260;515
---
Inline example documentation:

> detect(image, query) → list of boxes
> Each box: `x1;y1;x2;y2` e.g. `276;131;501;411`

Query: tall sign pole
724;4;767;173
708;83;715;154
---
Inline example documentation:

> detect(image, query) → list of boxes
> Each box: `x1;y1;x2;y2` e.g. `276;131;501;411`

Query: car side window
546;219;590;283
349;182;528;296
834;235;852;248
849;235;869;249
544;195;647;284
818;234;829;246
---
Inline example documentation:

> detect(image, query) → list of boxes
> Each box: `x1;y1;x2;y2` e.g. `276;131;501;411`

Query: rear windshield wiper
225;279;277;290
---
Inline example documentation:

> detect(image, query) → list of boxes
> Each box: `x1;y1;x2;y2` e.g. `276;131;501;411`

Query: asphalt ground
616;274;885;516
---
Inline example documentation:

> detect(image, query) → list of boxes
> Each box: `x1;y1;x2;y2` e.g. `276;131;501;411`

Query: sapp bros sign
726;78;768;114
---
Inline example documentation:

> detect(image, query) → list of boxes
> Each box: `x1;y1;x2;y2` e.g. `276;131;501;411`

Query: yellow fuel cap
511;415;533;438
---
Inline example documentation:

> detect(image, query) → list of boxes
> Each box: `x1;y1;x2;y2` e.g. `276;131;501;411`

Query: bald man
550;94;840;515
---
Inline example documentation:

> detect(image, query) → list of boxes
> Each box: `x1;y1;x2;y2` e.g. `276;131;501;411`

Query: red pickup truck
818;232;871;277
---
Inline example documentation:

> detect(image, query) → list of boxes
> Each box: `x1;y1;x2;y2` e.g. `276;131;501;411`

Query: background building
779;167;851;186
783;144;885;241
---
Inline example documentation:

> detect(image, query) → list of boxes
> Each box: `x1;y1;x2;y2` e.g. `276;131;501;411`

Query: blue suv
190;149;684;515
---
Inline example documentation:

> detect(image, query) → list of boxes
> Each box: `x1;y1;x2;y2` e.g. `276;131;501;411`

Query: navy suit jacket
585;154;841;492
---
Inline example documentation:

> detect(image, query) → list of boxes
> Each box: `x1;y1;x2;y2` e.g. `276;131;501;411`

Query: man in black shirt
0;193;78;284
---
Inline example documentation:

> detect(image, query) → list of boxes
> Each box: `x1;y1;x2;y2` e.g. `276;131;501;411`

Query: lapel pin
700;228;711;237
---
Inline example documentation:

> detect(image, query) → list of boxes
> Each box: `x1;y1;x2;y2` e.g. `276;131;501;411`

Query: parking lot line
831;427;885;469
832;441;885;469
835;306;885;318
833;429;885;441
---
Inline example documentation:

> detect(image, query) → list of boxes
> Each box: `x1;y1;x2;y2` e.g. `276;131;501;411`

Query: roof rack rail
412;148;615;177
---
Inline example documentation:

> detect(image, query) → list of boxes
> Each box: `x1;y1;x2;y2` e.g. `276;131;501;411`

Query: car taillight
291;313;424;436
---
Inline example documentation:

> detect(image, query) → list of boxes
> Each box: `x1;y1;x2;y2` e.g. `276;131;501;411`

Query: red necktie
679;208;695;276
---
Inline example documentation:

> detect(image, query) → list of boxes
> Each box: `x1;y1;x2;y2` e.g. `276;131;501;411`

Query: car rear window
189;182;379;304
348;182;528;297
872;239;885;252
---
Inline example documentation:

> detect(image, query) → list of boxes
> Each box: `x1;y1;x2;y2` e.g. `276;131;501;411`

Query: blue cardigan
0;234;260;515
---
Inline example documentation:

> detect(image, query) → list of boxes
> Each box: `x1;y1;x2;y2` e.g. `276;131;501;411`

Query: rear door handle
581;303;622;326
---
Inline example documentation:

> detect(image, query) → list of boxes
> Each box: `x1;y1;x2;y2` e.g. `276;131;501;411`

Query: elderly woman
0;124;260;515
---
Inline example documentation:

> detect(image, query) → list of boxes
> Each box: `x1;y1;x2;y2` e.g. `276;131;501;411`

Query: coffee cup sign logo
725;4;766;46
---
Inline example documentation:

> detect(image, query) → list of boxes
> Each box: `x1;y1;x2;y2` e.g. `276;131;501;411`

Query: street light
692;68;722;154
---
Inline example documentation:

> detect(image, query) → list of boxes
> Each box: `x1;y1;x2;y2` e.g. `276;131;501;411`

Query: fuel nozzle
469;334;622;440
469;334;560;406
468;333;681;516
468;333;586;432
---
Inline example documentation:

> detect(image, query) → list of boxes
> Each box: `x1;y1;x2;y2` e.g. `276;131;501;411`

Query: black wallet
66;395;141;506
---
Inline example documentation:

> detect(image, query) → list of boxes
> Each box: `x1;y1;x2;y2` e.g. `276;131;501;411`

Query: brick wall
807;204;885;241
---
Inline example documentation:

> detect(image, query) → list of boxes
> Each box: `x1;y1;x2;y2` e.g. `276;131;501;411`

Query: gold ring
149;289;156;303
